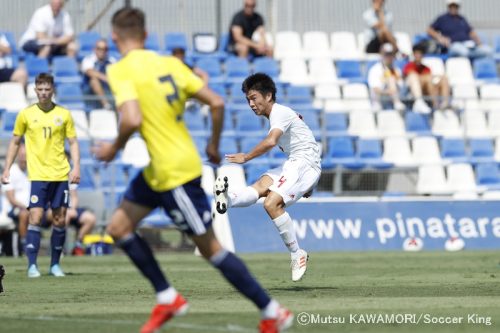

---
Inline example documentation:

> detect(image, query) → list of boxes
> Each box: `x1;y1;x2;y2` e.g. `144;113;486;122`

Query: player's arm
1;135;22;184
68;137;80;184
193;87;224;165
226;128;283;164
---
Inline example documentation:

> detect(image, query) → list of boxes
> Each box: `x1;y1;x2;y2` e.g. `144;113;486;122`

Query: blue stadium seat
300;111;321;137
26;57;50;82
475;162;500;189
196;57;224;83
235;112;264;136
164;32;188;53
336;60;364;82
469;138;495;164
229;84;247;104
225;57;250;84
52;56;82;84
473;58;499;82
253;57;280;78
145;32;161;51
287;85;313;105
78;139;93;163
357;139;393;169
184;111;207;136
79;162;96;189
240;137;269;163
0;31;20;55
219;137;238;156
56;83;86;110
193;137;207;159
269;147;287;167
208;82;226;97
325;113;348;136
1;112;18;137
440;138;468;163
405;112;431;135
245;164;270;184
326;136;364;169
99;164;127;190
77;31;101;59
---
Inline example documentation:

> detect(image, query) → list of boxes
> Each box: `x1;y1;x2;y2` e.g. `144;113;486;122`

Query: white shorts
264;159;321;206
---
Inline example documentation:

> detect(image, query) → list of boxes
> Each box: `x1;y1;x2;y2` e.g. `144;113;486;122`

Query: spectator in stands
368;43;405;111
19;0;76;58
363;0;398;54
0;32;27;86
81;39;116;110
228;0;273;58
404;44;451;112
2;143;30;255
427;0;492;58
171;47;209;85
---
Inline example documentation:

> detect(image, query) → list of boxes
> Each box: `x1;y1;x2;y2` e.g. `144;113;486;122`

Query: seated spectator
19;0;76;58
228;0;273;58
81;39;116;110
45;185;97;256
404;44;451;112
171;47;209;85
0;33;27;86
363;0;398;54
427;0;492;59
368;43;406;111
2;144;30;255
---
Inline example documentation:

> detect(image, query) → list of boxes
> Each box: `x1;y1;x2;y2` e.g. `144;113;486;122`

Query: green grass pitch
0;251;499;333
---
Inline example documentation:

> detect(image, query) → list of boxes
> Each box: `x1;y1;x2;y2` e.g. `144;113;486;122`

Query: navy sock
119;233;169;292
211;250;271;309
25;225;41;267
50;227;66;267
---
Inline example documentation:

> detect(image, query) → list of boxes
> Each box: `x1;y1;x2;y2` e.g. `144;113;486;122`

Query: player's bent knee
263;193;283;213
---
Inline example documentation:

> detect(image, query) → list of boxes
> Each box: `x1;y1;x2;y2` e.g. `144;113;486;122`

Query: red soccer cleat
72;246;85;256
259;307;294;333
140;294;189;333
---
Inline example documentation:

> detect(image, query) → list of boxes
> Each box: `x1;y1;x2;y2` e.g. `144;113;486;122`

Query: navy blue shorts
22;40;67;57
124;172;212;236
29;181;70;209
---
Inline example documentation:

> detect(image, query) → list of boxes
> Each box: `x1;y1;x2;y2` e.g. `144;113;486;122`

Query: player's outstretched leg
264;192;308;282
213;176;260;214
193;228;294;332
107;201;188;333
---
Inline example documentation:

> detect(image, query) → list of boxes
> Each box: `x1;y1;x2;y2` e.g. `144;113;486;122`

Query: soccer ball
444;237;465;252
402;237;423;252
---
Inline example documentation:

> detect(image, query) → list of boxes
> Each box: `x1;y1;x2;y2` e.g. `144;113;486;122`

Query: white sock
272;212;300;254
156;287;178;304
228;186;259;208
261;299;280;319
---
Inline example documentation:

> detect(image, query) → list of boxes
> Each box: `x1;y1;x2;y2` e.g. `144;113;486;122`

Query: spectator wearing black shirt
427;0;492;58
228;0;273;58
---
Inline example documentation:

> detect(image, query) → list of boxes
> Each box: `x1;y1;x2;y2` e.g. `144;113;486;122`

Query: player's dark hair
111;7;146;40
241;73;277;101
35;73;54;86
412;43;426;54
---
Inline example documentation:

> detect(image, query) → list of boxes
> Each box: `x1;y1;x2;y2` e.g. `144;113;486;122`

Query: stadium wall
2;0;500;45
227;199;500;252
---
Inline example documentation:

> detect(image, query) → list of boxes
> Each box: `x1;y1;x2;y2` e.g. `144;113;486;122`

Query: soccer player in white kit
214;73;321;281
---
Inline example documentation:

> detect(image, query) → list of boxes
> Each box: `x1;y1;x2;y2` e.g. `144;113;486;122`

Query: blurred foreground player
215;73;320;281
1;73;80;278
93;8;293;333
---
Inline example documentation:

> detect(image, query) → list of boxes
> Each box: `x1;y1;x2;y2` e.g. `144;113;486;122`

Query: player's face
246;89;272;116
35;82;54;104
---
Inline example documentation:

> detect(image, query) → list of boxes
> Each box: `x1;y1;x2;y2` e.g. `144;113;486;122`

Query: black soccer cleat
0;265;5;293
214;176;229;214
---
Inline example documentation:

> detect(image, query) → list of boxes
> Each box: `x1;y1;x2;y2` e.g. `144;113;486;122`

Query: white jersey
1;163;30;212
268;103;321;171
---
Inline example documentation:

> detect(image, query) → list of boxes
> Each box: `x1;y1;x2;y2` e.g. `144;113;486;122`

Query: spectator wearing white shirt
81;39;116;109
363;0;398;54
19;0;76;58
0;33;27;86
368;43;405;111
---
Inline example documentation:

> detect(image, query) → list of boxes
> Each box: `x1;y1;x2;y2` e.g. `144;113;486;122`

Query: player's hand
69;167;80;184
206;142;221;165
225;153;246;164
92;141;118;163
1;170;10;184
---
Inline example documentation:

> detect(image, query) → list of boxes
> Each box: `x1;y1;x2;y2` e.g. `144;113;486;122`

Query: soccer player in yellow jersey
1;73;80;278
92;7;293;333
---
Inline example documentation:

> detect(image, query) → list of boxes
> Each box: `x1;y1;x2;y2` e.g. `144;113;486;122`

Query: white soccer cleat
49;264;65;277
27;264;41;278
214;176;229;214
291;249;308;282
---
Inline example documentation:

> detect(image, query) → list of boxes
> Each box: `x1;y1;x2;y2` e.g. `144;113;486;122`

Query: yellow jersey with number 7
106;49;204;191
13;104;76;181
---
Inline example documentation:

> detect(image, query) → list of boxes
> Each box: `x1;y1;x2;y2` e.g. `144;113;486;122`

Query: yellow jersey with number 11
13;104;76;181
107;49;204;192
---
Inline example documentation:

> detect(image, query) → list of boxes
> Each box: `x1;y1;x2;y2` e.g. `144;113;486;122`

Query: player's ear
266;92;272;102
